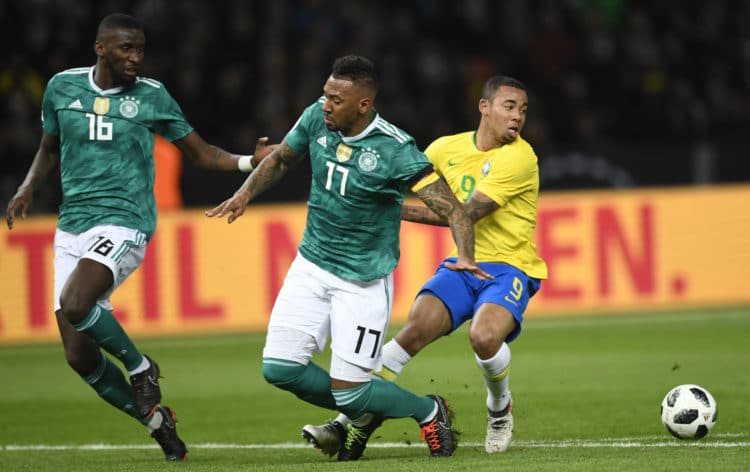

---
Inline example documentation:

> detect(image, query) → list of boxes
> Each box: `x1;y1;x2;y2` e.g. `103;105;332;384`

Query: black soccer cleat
150;405;187;462
337;415;385;461
421;394;457;457
130;354;162;418
302;420;347;457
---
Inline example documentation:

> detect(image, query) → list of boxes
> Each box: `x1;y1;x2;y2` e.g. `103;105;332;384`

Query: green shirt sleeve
152;86;193;142
41;76;59;136
390;141;432;184
285;99;323;154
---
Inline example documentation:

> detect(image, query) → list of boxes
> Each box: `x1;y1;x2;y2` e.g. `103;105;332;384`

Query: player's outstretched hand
444;257;493;280
205;190;251;224
6;188;33;230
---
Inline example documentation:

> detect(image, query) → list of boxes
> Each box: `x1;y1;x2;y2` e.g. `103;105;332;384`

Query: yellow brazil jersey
425;131;548;279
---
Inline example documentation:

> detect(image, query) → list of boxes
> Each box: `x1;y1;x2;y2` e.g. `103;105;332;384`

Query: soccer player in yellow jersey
304;75;547;455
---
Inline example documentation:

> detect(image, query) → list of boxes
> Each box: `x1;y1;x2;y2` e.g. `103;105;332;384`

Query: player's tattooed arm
411;178;492;279
240;142;304;200
402;189;500;226
415;178;475;261
205;141;304;223
463;192;500;221
401;204;448;226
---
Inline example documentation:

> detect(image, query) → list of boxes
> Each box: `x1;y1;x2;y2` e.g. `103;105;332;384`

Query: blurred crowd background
3;0;749;212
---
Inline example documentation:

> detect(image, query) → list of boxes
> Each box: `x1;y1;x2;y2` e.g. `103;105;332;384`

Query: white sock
381;339;412;377
475;343;511;412
127;356;150;376
145;409;164;432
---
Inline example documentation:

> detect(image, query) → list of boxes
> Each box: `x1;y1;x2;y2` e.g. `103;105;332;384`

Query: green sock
262;358;337;410
82;353;145;424
73;305;143;371
332;376;435;423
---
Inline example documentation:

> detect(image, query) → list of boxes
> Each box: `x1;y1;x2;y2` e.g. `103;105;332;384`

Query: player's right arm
412;176;491;280
402;191;499;226
205;140;305;223
173;132;275;172
6;131;60;229
402;136;501;225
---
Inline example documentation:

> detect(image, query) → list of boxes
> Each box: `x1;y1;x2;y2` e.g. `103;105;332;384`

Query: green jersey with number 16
285;97;433;282
41;66;193;239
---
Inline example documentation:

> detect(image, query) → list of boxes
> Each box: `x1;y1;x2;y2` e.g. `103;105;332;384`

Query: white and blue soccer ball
660;384;718;439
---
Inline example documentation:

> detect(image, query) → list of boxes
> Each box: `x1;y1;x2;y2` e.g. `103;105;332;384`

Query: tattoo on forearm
464;198;498;222
275;145;301;167
417;180;457;221
243;144;300;198
402;205;447;226
417;179;475;259
448;216;474;259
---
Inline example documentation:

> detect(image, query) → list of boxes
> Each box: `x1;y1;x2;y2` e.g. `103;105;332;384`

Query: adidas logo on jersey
68;99;83;110
317;136;327;147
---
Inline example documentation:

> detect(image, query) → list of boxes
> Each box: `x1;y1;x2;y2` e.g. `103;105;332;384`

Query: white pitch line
2;437;749;451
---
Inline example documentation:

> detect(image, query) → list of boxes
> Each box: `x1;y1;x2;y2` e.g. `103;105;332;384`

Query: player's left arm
173;131;277;172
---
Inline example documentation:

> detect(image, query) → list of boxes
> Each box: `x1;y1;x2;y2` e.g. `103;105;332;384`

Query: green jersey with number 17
285;97;433;282
41;66;193;239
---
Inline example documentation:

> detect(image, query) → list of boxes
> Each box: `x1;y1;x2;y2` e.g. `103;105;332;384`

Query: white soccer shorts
263;252;394;381
53;225;147;311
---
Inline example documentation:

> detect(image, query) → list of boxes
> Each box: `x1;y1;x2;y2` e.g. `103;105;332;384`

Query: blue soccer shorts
417;258;541;343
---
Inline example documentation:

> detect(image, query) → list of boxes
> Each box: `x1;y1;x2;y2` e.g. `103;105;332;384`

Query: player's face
96;28;145;86
480;86;528;145
321;76;370;136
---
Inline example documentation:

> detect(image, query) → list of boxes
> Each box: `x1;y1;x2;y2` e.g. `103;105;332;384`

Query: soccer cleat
302;420;347;457
421;394;457;457
337;415;384;461
485;397;513;453
150;405;187;462
130;354;162;418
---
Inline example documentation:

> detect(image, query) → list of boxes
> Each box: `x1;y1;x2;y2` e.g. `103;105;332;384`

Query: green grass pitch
1;308;748;471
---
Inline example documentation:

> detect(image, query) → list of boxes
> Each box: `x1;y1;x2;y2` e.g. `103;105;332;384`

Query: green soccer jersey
285;97;432;282
41;66;193;239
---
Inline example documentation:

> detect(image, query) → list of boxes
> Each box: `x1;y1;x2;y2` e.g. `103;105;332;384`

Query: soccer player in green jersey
5;13;267;462
207;55;490;461
305;76;547;455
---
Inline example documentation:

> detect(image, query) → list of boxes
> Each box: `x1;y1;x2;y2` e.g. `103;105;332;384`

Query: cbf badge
358;147;380;172
93;97;110;115
336;143;353;163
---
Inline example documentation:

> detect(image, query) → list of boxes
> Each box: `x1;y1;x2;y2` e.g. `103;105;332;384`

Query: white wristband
238;155;254;172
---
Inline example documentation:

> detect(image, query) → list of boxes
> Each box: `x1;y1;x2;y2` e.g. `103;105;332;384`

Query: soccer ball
660;384;717;439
